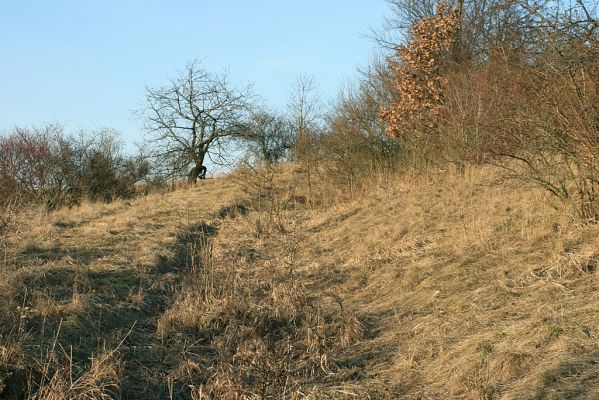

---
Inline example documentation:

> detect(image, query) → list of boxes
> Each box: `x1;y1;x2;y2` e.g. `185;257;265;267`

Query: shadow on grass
15;244;115;267
534;351;599;399
156;222;217;273
217;203;249;219
1;222;218;400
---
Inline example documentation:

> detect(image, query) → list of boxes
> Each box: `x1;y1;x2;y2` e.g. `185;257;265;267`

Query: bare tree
241;109;295;166
139;60;253;183
288;74;321;145
287;75;324;195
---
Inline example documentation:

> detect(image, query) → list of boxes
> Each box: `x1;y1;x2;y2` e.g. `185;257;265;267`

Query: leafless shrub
440;6;598;221
489;61;598;221
232;162;291;232
240;109;295;166
288;75;327;201
0;125;151;211
322;79;403;197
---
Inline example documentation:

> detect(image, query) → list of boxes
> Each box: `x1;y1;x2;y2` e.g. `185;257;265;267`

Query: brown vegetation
1;1;597;398
380;3;460;138
2;164;599;398
377;1;598;221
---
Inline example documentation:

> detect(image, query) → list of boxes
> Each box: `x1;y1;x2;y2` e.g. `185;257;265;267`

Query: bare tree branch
137;60;254;182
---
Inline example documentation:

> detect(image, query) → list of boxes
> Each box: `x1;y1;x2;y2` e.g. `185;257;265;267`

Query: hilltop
1;0;597;398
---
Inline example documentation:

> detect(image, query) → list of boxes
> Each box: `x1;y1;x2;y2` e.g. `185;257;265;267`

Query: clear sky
0;1;390;150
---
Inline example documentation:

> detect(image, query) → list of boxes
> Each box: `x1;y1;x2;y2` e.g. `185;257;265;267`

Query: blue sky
0;1;390;149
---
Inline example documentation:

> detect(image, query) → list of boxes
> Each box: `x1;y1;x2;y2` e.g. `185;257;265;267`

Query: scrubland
1;1;597;398
1;164;598;399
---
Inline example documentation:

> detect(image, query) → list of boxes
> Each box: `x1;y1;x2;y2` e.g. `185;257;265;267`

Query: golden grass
289;166;599;399
0;177;244;398
1;165;598;398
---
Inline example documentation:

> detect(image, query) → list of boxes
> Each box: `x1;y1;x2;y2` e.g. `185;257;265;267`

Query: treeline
1;0;597;222
291;0;598;222
0;125;150;210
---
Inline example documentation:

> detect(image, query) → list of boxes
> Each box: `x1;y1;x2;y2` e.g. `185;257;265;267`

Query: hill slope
1;167;598;399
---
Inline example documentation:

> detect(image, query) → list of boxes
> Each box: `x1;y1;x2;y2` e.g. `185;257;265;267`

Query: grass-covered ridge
1;165;598;399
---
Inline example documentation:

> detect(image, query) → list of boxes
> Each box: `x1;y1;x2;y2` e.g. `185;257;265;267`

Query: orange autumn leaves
380;3;460;138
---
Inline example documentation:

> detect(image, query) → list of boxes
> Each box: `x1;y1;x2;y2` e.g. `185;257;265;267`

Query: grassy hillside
1;166;598;399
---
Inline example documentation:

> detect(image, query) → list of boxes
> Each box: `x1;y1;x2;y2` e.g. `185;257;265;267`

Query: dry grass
156;209;366;398
0;176;244;398
290;165;599;399
1;165;598;398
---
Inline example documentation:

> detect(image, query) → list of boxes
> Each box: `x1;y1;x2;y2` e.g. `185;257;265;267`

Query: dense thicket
292;0;598;221
0;125;149;210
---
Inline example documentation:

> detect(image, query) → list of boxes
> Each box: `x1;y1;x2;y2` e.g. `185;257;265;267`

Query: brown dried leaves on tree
380;2;460;138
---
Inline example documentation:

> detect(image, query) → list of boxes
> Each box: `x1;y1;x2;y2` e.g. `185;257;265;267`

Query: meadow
2;164;598;399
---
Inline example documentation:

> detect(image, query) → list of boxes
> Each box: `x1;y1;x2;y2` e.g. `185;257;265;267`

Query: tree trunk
188;152;207;183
